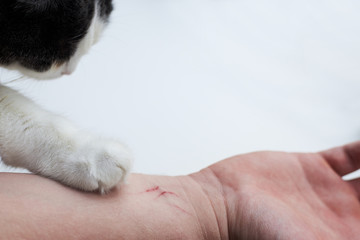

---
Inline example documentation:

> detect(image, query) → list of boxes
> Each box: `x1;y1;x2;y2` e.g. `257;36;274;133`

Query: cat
0;0;132;193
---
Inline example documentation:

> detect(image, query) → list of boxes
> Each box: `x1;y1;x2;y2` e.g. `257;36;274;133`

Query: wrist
188;168;229;239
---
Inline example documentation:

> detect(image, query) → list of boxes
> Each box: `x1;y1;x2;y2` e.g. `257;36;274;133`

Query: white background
1;0;360;177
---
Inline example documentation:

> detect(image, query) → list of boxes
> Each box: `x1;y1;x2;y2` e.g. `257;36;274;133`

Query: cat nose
61;66;73;75
61;63;76;75
61;70;71;75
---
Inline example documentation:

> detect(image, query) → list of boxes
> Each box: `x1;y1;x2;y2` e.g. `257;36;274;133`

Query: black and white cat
0;0;132;193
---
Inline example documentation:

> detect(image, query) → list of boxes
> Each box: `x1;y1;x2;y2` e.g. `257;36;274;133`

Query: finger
320;141;360;176
346;178;360;200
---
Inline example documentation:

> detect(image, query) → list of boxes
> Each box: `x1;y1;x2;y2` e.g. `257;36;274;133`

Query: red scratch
142;186;192;216
158;191;178;198
144;186;180;200
145;186;159;192
169;204;192;216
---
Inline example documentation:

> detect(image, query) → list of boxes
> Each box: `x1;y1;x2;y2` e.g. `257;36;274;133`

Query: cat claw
71;139;133;193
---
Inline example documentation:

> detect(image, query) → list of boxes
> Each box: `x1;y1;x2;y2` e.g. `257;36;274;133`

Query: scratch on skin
169;203;192;215
145;186;159;192
144;186;178;198
144;185;192;216
156;190;179;198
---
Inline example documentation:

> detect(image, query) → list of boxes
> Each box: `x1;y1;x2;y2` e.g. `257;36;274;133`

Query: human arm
1;141;360;239
0;172;225;240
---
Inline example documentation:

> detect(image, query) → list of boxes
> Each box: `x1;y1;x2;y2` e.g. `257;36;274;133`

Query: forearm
0;172;225;239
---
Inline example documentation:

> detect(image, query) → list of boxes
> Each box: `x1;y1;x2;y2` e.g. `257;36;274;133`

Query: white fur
6;4;105;80
0;5;132;192
0;84;132;192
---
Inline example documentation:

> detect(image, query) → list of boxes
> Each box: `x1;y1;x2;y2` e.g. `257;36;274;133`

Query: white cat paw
76;139;132;193
46;137;133;194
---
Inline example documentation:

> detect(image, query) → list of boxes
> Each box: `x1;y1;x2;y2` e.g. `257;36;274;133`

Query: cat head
0;0;113;79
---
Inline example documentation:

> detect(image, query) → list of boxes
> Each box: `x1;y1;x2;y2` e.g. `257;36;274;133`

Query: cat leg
0;84;132;193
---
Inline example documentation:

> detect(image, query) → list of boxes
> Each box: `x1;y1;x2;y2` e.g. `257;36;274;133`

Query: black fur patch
98;0;113;20
0;0;113;72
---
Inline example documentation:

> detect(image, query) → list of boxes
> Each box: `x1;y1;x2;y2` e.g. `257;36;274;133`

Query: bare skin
1;141;360;239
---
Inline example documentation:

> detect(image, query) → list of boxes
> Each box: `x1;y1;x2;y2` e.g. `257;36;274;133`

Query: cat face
0;0;113;79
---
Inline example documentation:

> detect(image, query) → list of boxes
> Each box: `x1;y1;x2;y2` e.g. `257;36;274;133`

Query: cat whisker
3;75;28;85
69;34;85;42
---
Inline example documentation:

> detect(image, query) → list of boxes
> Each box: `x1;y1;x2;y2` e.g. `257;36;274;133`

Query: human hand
199;142;360;239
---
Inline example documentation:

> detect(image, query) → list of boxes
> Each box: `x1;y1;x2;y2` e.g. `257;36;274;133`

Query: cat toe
57;139;133;193
91;143;132;193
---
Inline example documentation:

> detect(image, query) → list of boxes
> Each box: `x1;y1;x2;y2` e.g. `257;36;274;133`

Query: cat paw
48;138;133;194
78;140;132;193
